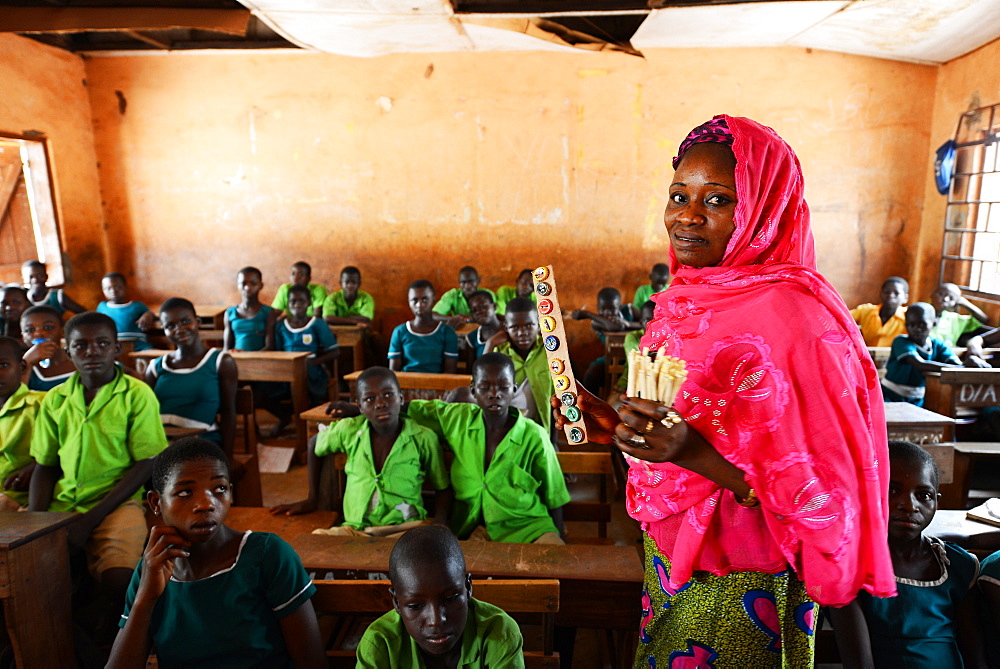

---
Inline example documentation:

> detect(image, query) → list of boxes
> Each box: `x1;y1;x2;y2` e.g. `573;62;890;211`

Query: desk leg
941;451;971;509
1;529;75;668
290;360;309;461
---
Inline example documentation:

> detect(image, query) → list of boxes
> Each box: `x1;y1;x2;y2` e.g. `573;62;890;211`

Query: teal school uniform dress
465;326;490;360
978;550;1000;666
28;287;66;314
882;335;960;406
97;301;152;351
387;322;459;373
149;348;226;443
857;537;977;668
406;401;570;542
119;531;316;669
28;365;74;391
356;597;524;669
225;305;274;351
274;317;338;401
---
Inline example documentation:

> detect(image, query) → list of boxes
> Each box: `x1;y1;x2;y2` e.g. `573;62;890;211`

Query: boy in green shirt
271;260;327;318
0;336;43;511
322;265;375;326
29;312;168;617
270;366;450;536
632;262;671;312
357;524;524;668
433;266;497;329
485;297;554;440
406;352;569;543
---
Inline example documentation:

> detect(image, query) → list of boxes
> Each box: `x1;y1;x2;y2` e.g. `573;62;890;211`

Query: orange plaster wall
83;46;935;351
916;37;1000;313
0;33;106;305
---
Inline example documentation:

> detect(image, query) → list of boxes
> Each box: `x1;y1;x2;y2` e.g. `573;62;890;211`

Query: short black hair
288;284;311;300
467;289;495;305
906;302;935;320
389;524;465;586
472;351;514;381
293;261;311;275
103;272;126;283
888;439;939;488
458;266;478;277
355;366;400;400
159;297;195;315
504;296;535;314
597;287;621;303
640;300;656;315
517;268;533;281
651;263;670;274
151;437;231;494
0;335;26;358
0;285;28;301
64;311;117;341
21;260;44;271
238;266;262;281
21;304;62;324
341;266;361;279
883;276;909;293
408;279;434;294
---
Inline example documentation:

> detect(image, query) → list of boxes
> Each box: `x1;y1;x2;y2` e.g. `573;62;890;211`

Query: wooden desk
343;370;472;401
455;322;477;336
945;442;1000;509
329;324;367;372
928;508;1000;556
1;512;77;668
925;367;1000;419
225;506;339;539
290;535;642;631
884;401;955;444
300;402;337;441
133;349;311;454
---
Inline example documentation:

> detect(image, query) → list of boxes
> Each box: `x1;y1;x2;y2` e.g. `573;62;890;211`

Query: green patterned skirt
636;534;816;668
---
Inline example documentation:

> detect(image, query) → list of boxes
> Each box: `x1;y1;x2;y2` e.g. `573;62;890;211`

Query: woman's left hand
613;396;693;464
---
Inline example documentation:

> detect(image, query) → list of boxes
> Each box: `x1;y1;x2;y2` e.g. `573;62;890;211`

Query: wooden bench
343;370;472;401
312;579;559;668
557;451;613;541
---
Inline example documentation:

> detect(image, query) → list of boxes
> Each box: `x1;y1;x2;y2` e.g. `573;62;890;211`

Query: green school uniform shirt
29;368;168;512
119;531;316;669
494;286;536;316
0;384;45;506
616;329;644;391
632;282;669;311
321;289;375;320
356;597;524;669
432;288;498;317
931;310;984;347
314;415;448;529
495;340;553;437
271;282;327;316
406;401;570;542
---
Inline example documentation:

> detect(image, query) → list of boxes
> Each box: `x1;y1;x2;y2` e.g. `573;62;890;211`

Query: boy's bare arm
61;292;88;314
548;505;565;537
901;355;961;374
828;600;875;669
483;329;509;354
27;462;60;511
958;296;990;324
433;488;453;525
66;459;155;552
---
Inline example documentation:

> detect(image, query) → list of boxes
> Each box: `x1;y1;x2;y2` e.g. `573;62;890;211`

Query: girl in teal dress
223;266;277;352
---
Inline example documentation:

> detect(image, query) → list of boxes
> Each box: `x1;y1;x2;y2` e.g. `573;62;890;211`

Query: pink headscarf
631;115;896;606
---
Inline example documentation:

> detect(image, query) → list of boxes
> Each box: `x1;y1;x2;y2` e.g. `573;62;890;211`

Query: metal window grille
940;102;1000;302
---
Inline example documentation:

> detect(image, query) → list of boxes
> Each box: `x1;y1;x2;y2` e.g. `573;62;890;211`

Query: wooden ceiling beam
0;8;250;35
124;30;172;50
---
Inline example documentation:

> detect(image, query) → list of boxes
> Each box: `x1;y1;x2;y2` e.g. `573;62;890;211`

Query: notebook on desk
966;498;1000;528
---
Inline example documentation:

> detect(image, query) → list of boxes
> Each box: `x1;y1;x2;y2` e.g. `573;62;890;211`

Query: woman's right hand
551;382;621;444
137;525;190;601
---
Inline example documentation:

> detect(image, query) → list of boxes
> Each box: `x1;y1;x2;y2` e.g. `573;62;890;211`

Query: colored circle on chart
553;375;571;391
540;316;557;333
536;282;552;296
560;392;576;406
568;427;584;443
533;266;550;281
538;299;554;315
565;406;581;422
544;335;559;351
549;358;565;375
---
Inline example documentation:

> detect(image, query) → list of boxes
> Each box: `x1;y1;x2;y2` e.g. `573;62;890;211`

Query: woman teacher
560;116;896;666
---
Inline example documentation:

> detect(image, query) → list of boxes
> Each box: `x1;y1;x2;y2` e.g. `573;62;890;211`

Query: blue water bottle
32;338;51;368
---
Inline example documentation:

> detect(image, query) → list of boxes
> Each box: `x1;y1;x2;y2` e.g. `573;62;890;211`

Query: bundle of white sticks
625;347;687;405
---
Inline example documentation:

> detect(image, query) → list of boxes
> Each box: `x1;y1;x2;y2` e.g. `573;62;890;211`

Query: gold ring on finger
643;420;655;433
660;409;683;428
